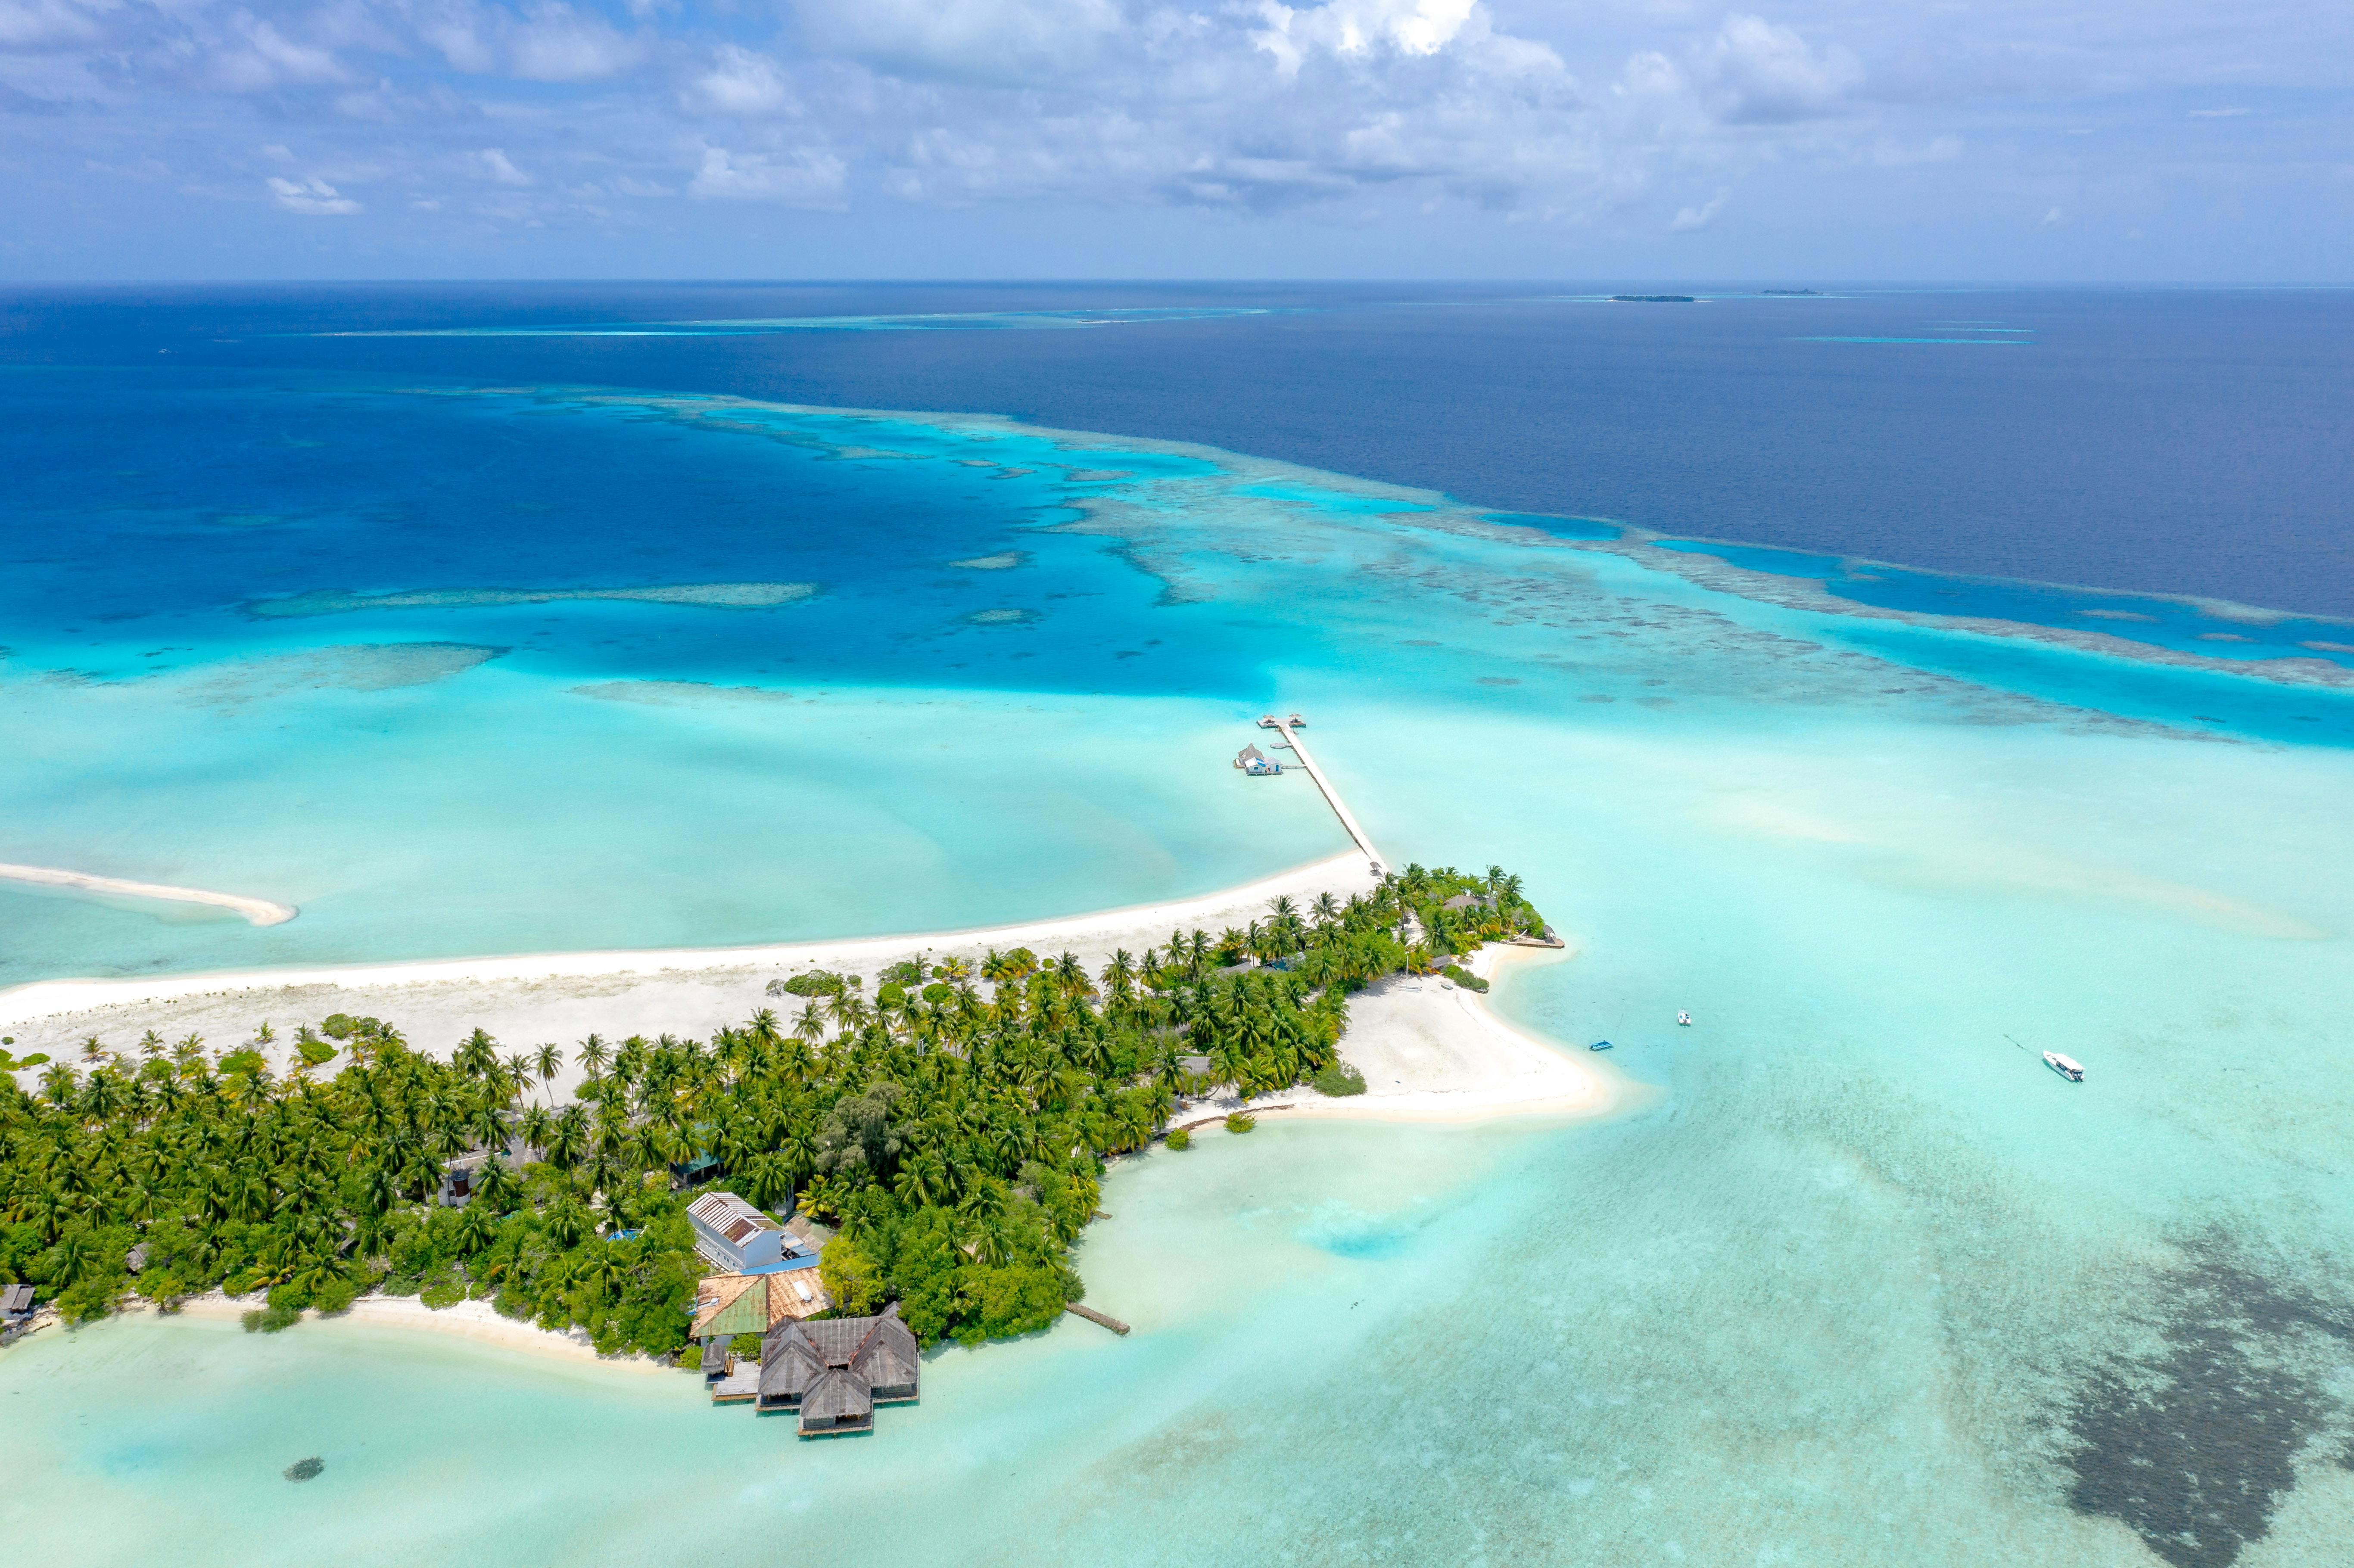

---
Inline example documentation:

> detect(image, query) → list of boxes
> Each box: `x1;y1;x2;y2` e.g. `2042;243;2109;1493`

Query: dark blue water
6;283;2351;619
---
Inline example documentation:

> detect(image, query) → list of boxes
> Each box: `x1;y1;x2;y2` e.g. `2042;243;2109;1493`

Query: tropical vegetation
1;864;1544;1356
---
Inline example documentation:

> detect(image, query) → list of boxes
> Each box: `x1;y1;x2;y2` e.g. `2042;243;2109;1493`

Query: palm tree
575;1033;610;1078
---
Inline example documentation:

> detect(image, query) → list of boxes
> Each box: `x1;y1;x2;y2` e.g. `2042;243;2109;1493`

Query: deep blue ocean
7;283;2351;617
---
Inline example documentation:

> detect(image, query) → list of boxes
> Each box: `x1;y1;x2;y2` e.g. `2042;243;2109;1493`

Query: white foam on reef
243;582;818;616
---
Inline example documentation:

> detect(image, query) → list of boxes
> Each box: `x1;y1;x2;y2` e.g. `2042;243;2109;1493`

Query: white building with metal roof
687;1191;788;1273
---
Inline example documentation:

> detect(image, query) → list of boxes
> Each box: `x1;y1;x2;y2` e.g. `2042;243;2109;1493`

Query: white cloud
795;0;1124;87
507;3;641;82
2188;106;2250;118
1670;188;1728;230
684;44;793;117
476;146;530;184
685;146;847;206
0;0;105;48
212;13;349;92
1698;12;1860;124
420;2;643;82
267;174;362;214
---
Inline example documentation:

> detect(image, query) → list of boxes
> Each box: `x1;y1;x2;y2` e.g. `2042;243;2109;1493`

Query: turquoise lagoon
5;376;2354;1567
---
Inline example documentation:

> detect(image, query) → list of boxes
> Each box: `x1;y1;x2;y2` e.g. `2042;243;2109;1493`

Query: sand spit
0;863;296;927
0;853;1618;1129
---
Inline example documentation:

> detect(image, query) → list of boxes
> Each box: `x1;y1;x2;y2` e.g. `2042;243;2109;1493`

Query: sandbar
0;863;296;927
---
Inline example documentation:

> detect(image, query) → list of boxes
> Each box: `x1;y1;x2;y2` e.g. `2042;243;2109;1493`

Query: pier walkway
1270;722;1387;877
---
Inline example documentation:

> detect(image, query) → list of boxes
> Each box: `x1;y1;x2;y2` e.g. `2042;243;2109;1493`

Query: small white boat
1589;1040;1613;1052
1675;1011;1692;1027
2043;1051;2085;1082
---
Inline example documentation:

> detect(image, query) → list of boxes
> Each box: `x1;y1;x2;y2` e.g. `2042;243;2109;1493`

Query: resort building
694;1266;836;1403
1234;744;1282;776
757;1305;922;1436
438;1151;486;1207
688;1190;792;1272
2;1282;33;1330
692;1269;831;1341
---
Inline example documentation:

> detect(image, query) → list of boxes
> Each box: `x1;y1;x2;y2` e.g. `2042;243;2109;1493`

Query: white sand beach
0;862;297;927
0;851;1622;1126
92;1292;672;1370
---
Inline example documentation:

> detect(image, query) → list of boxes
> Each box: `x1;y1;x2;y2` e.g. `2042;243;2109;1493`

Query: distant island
1;865;1552;1364
1762;289;1821;296
1610;295;1696;304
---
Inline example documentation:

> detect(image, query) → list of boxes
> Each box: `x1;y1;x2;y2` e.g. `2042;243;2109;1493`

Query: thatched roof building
757;1304;921;1435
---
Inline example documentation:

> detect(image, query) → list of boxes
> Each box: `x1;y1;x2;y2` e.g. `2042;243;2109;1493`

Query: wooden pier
1267;721;1386;876
1065;1303;1131;1335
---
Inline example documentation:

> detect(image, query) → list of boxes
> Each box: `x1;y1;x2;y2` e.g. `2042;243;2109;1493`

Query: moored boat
1589;1040;1613;1052
2043;1051;2085;1082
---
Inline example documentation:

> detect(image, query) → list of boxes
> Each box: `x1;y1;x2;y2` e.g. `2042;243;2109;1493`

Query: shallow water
5;298;2354;1567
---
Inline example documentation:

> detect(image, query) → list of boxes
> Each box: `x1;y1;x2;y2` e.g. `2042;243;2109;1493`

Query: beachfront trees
0;862;1541;1354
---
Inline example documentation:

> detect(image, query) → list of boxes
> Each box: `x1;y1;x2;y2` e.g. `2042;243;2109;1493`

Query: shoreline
0;850;1373;1029
0;853;1621;1132
0;862;296;927
12;1291;673;1372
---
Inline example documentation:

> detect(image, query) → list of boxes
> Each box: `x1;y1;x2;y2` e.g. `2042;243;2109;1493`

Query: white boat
1675;1011;1692;1027
2043;1051;2085;1082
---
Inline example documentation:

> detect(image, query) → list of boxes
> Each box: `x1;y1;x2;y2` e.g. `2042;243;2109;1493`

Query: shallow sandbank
0;863;296;927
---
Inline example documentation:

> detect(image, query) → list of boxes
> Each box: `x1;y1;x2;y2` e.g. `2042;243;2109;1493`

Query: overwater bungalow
1234;744;1282;776
756;1305;921;1436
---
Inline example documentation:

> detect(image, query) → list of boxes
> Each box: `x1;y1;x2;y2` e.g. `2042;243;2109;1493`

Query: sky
0;0;2348;281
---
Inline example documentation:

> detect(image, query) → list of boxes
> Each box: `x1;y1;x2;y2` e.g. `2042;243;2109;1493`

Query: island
1610;295;1697;303
0;862;1578;1379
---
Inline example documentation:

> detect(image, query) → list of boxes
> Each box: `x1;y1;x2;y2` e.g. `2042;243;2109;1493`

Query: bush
297;1038;338;1068
1311;1061;1367;1097
921;982;956;1005
879;959;925;988
251;1301;302;1333
1164;1127;1192;1151
241;1308;265;1332
419;1270;466;1310
311;1277;360;1316
1441;964;1489;993
729;1332;763;1357
777;971;853;998
1224;1112;1257;1134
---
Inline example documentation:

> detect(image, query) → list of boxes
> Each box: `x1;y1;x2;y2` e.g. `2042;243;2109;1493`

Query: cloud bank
0;0;2346;276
